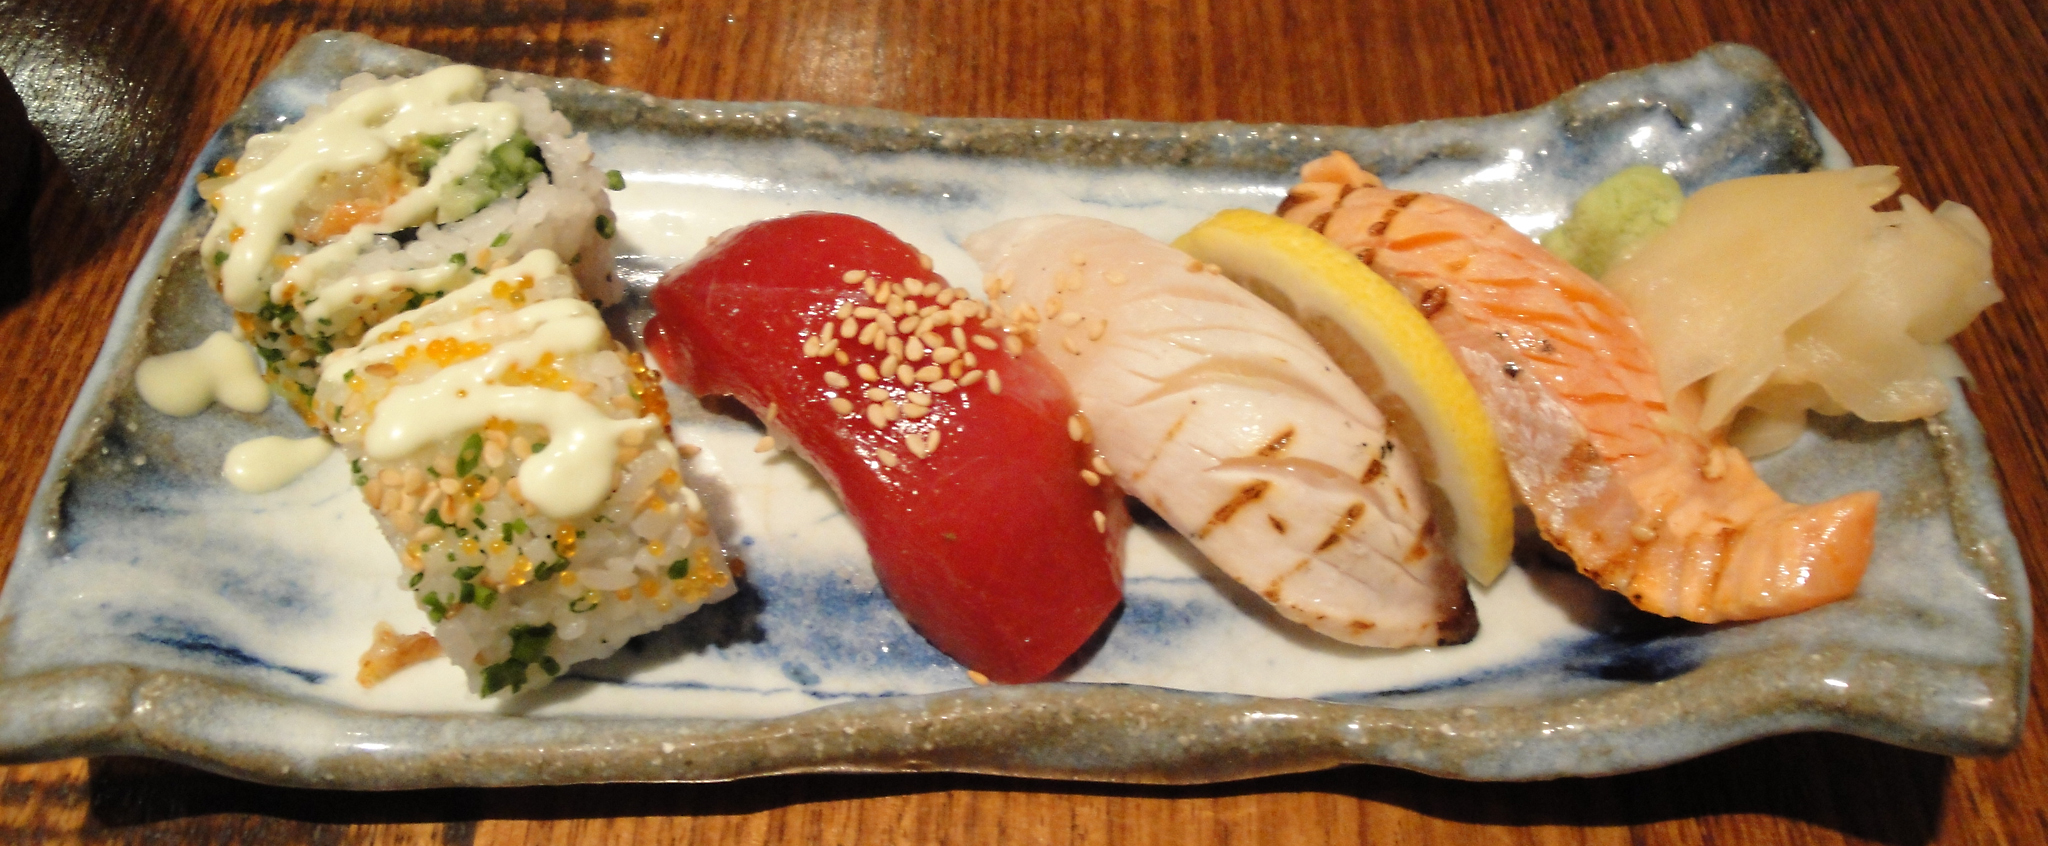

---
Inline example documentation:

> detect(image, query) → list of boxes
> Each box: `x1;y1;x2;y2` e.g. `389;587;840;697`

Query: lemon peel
1175;209;1515;584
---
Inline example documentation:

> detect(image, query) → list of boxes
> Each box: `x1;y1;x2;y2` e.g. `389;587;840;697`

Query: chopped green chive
594;214;615;239
605;170;625;191
667;559;690;580
449;252;466;265
491;231;511;247
212;251;229;266
453;565;484;581
408;572;423;588
456;432;483;477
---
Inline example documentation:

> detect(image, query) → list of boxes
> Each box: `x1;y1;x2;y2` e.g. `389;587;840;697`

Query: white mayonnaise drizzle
298;262;463;327
223;436;334;493
318;255;653;519
135;331;272;416
205;64;522;311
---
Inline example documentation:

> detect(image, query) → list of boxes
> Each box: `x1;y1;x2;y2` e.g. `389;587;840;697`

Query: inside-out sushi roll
315;249;735;696
198;64;619;418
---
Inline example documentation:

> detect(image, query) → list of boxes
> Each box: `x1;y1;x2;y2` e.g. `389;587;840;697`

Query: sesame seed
968;669;991;685
927;427;942;452
972;335;998;351
840;317;859;337
915;365;943;382
844;269;869;284
1631;524;1658;542
866;404;889;428
1058;312;1084;326
834;351;850;364
824;371;850;388
1088;318;1108;340
857;363;880;381
897;364;917;385
885;298;905;318
951;327;968;349
865;387;889;402
872;286;890;304
881;353;901;376
1068;415;1086;441
883;400;901;422
917;314;942;335
863;277;879;297
1092;455;1114;476
917;252;934;271
678;443;702;458
948;360;965;378
1205;263;1222;275
820;335;839;356
931;379;958;393
1044;295;1063;318
829;397;854;414
906;431;931;458
887;336;905;358
854;306;881;319
1016;304;1039;323
933;347;960;365
1081;469;1100;486
1004;335;1024;355
858;321;881;345
1061;335;1083;355
897;315;920;334
987;370;1003;394
1093;511;1107;532
982;316;1004;330
904;404;930;418
877;449;899;467
763;402;779;422
959;370;983;386
906;337;926;362
922;280;942;296
1185;259;1203;273
908;391;933;407
835;302;855;319
754;435;776;453
802;335;822;357
936;289;957;306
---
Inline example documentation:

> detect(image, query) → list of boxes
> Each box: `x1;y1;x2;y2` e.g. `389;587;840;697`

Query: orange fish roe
489;274;537;305
424;336;492;367
499;351;572;391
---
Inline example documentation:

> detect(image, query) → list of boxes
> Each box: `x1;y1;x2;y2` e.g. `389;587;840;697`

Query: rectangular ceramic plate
0;32;2027;787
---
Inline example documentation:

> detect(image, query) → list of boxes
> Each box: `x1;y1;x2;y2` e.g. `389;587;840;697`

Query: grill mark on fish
1197;479;1271;539
1416;286;1448;318
1275;188;1315;217
1262;558;1311;602
1360;457;1384;484
1316;502;1366;551
1307;211;1333;234
1131;407;1195;482
1269;515;1288;534
1256;426;1296;457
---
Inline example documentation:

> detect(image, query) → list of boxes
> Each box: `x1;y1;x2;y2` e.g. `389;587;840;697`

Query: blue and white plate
0;32;2025;787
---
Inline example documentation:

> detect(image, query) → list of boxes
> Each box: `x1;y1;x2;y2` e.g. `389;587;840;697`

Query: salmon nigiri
1277;152;1878;623
647;213;1125;682
964;215;1476;647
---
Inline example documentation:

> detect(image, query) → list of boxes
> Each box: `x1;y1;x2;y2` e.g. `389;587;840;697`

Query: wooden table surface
1;0;2044;843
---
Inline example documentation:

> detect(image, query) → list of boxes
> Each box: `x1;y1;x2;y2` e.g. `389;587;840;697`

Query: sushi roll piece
198;64;620;418
314;249;735;696
964;216;1476;648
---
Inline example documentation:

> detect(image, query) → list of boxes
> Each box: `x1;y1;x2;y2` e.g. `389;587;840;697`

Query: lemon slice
1175;209;1515;584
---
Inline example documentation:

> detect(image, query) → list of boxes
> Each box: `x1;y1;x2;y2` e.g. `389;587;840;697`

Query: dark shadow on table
84;732;1951;845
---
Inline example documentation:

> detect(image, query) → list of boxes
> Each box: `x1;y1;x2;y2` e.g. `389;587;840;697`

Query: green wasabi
1540;165;1684;279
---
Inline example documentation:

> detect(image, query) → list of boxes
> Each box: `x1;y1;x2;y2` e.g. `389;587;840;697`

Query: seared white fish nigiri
964;216;1476;647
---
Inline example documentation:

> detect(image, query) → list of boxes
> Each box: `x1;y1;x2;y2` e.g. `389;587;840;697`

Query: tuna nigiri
646;213;1125;682
1278;151;1878;623
964;215;1476;648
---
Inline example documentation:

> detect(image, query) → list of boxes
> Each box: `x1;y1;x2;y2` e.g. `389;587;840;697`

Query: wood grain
0;0;2043;843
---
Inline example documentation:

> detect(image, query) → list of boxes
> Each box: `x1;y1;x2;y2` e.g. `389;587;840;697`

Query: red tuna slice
646;212;1126;683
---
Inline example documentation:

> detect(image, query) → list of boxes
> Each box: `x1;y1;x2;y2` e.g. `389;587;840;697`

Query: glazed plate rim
0;32;2028;788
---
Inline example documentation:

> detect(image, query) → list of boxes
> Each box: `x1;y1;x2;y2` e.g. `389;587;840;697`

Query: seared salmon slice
1278;152;1877;623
